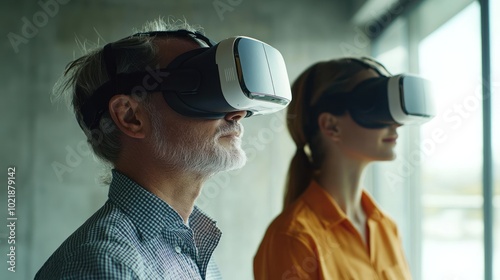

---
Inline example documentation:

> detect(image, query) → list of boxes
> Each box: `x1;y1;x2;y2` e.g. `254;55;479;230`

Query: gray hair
52;18;202;183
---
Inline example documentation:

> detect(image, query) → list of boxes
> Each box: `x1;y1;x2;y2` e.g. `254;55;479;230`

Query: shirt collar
108;170;221;242
302;180;384;228
360;189;384;221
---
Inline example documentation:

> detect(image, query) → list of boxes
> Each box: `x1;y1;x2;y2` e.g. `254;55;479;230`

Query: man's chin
193;146;247;175
224;150;248;171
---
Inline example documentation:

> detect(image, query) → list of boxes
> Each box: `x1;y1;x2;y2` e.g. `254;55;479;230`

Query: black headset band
304;58;392;135
79;29;214;131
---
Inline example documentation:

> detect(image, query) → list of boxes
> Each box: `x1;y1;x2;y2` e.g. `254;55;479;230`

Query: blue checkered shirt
35;170;223;279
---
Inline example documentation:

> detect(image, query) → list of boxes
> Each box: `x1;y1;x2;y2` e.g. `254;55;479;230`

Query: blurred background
0;0;498;279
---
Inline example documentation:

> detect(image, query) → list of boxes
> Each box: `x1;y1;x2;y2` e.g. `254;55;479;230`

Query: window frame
369;0;494;279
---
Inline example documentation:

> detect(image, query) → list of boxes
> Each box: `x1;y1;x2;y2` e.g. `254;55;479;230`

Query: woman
253;57;412;279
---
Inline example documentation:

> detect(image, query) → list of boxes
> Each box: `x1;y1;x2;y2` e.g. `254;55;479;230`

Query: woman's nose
391;122;403;128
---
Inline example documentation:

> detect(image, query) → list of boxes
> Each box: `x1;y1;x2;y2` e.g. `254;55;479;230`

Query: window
372;0;498;279
490;0;500;278
418;3;483;279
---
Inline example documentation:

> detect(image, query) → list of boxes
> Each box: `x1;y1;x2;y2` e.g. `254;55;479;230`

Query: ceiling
351;0;401;25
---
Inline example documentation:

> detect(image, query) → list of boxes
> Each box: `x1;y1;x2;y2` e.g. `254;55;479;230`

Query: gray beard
150;114;247;175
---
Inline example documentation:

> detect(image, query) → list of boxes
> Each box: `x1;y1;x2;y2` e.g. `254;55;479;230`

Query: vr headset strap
79;31;211;130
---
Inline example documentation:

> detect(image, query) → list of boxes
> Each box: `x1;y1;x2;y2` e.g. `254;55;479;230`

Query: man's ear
317;112;341;141
108;95;148;139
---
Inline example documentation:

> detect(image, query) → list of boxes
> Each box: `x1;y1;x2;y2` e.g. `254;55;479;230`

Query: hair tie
302;143;313;163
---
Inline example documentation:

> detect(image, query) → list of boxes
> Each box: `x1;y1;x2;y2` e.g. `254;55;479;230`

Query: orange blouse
253;181;412;280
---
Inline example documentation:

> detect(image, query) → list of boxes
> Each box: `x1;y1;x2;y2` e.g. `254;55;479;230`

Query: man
35;18;288;279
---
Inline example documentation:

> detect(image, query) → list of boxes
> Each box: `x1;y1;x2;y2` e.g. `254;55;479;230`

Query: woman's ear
317;112;341;141
108;95;148;139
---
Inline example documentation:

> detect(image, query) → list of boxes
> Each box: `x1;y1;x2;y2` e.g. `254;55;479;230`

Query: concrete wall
0;0;368;279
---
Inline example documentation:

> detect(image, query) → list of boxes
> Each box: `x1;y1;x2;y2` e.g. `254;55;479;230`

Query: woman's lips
382;136;398;143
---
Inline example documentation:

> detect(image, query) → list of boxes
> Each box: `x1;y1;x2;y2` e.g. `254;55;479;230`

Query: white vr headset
311;70;436;129
80;30;292;130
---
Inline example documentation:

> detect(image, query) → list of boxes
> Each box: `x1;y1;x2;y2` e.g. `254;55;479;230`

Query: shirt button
174;246;182;254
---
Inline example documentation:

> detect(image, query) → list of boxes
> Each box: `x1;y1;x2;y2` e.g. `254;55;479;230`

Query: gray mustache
216;122;243;137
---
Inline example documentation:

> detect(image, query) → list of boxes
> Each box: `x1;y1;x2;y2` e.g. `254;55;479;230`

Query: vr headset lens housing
235;39;291;105
314;74;435;129
394;75;436;120
163;36;292;119
80;31;292;130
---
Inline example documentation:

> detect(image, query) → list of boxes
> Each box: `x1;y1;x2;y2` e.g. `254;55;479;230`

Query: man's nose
224;111;247;122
